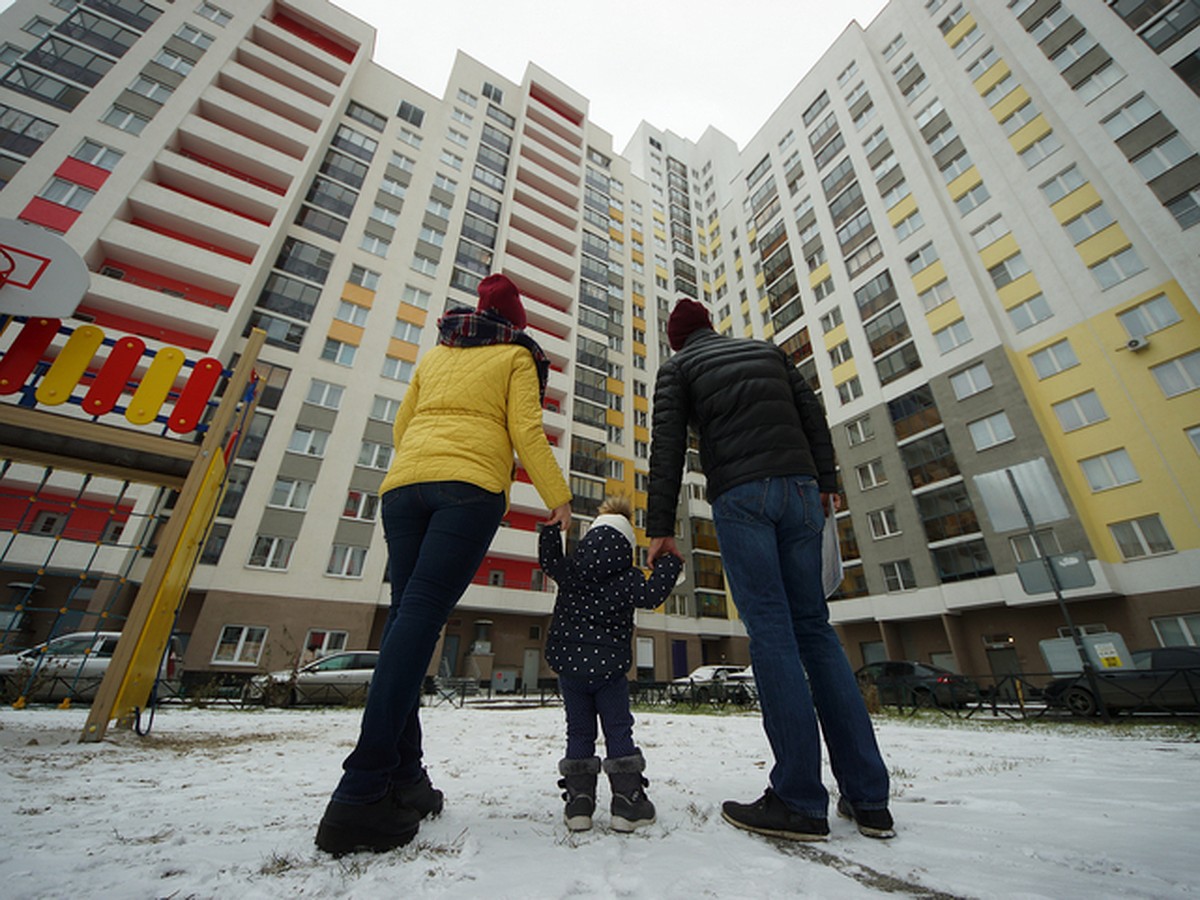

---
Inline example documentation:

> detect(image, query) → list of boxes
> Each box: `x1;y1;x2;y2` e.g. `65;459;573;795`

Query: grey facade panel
258;507;304;539
1062;45;1113;89
296;404;338;431
1039;19;1085;61
1116;112;1177;160
1148;155;1200;203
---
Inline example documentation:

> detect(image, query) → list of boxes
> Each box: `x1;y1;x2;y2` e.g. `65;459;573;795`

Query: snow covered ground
0;702;1194;899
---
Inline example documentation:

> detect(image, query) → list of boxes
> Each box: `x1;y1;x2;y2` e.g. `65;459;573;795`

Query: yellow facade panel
342;282;375;306
924;298;964;333
1009;114;1052;153
945;13;977;48
1051;184;1103;224
396;304;426;325
832;359;859;384
328;320;363;345
1075;225;1131;268
947;166;982;200
990;85;1030;123
887;193;919;226
634;394;649;413
743;323;754;338
997;271;1042;309
978;234;1021;270
975;62;1012;96
634;425;649;442
387;338;420;361
606;407;623;428
911;260;948;295
808;261;832;288
823;322;848;350
607;377;625;394
763;322;775;340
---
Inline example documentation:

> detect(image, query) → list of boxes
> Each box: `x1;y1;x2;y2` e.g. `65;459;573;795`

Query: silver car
243;650;379;706
0;631;183;703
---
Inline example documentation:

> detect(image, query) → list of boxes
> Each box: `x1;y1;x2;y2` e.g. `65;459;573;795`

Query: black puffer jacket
541;523;682;684
646;329;836;537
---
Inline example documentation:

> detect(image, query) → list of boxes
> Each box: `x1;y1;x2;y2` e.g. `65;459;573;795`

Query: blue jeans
333;481;505;803
711;475;889;818
558;673;637;760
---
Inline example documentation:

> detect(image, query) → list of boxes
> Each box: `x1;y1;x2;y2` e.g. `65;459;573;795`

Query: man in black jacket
646;298;894;841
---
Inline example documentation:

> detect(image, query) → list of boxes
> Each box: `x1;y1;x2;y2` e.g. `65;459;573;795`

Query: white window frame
212;625;267;665
247;535;294;570
967;411;1015;450
1080;449;1139;492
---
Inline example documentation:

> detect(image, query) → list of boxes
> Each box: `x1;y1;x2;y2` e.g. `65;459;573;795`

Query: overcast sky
335;0;891;151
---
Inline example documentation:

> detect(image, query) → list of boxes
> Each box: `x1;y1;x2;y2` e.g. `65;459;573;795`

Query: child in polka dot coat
540;496;682;833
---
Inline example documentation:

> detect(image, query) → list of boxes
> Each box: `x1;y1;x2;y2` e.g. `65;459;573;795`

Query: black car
1042;646;1200;716
855;660;980;709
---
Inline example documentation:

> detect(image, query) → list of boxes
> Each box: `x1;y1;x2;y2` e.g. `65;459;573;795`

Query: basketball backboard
0;218;89;318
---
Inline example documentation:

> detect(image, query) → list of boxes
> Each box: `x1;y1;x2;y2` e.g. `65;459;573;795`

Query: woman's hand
545;503;572;528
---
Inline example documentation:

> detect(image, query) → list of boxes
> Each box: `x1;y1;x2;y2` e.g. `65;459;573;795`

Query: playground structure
0;313;263;742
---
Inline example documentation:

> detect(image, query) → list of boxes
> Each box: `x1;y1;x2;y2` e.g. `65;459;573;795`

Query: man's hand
545;503;572;528
820;492;842;513
648;536;684;564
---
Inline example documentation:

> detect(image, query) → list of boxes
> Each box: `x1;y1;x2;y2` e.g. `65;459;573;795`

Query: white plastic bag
820;497;843;599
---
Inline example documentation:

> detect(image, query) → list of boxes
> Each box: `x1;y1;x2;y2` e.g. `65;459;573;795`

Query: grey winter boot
604;752;656;832
558;756;601;831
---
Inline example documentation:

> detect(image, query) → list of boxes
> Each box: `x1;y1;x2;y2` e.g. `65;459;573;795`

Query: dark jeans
333;481;505;804
558;672;637;760
712;475;889;818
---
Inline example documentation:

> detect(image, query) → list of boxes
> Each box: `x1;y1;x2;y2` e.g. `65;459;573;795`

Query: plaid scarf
437;307;550;402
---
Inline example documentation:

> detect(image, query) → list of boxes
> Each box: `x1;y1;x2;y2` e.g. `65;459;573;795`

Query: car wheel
910;687;933;708
1064;686;1097;717
695;686;711;704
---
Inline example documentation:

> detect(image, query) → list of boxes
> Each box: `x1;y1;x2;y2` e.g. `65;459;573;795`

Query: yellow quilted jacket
379;342;572;510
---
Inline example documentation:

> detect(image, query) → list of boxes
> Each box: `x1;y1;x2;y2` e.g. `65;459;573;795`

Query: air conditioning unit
1125;336;1149;352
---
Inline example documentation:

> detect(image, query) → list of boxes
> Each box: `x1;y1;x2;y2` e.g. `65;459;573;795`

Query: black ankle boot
393;767;444;820
315;792;422;857
558;756;601;831
603;752;656;832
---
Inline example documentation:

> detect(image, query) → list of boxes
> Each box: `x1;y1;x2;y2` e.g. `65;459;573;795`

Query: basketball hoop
0;218;89;318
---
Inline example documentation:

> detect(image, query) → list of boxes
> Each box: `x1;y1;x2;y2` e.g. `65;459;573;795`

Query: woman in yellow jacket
317;274;572;856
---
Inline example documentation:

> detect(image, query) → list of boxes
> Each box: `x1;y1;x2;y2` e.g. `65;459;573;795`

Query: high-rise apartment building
1;0;1197;689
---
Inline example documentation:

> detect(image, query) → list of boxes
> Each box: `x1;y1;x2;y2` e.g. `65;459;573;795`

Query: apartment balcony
198;86;312;160
527;323;571;368
509;203;577;257
176;114;301;194
514;154;582;212
511;185;578;233
127;182;266;261
488;524;538;560
524;294;573;339
217;60;327;131
154;148;281;225
520;142;580;189
234;40;337;106
82;269;223;350
250;17;350;89
97;219;246;310
524;102;583;150
521;112;583;167
503;255;574;310
506;227;576;283
545;366;571;398
457;581;555;617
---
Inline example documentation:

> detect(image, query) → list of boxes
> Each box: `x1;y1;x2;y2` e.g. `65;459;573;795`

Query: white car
668;664;752;703
0;631;183;703
242;650;379;706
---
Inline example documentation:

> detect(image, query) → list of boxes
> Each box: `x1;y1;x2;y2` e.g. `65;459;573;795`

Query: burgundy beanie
476;273;526;329
667;298;713;351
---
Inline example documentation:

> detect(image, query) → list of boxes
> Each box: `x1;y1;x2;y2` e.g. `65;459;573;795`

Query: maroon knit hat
477;273;527;329
667;298;713;351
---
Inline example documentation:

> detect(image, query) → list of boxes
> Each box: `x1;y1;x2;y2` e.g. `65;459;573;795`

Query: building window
1040;165;1086;203
327;544;368;578
846;415;874;446
882;559;916;592
305;378;343;409
393;320;422;343
397;100;425;127
867;507;901;539
1009;529;1061;563
955;182;991;215
1166;188;1200;229
101;105;149;135
1151;613;1200;647
838;376;863;404
129;75;173;104
856;459;887;491
37;177;94;211
1118;294;1180;338
1064;204;1114;244
1052;390;1108;432
1151;351;1200;398
288;426;329;457
1008;293;1053;332
1080;449;1139;492
269;477;312;510
1109;515;1174;560
918;278;955;313
1089;246;1146;289
359;234;391;257
349;265;380;291
967;411;1015;450
321;338;357;367
71;138;123;170
933;319;972;353
1131;134;1195;181
988;252;1030;289
212;625;267;664
402;284;431;309
359;440;392;470
370;395;401;422
343;490;380;521
382;357;414;383
247;536;294;570
1030;339;1079;379
950;363;992;399
174;24;214;48
334;300;369;327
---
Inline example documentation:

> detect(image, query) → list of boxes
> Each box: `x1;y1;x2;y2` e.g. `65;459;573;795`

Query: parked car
724;666;758;704
855;660;980;709
242;650;379;706
668;664;750;703
1042;646;1200;716
0;631;183;703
